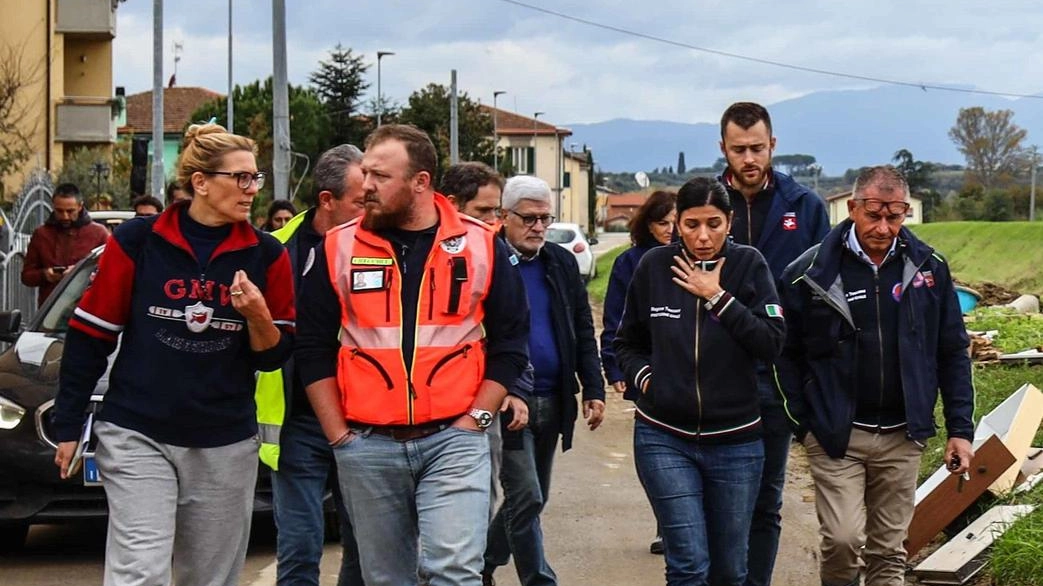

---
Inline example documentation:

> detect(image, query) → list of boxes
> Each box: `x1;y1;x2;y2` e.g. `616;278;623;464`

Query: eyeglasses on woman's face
203;170;267;191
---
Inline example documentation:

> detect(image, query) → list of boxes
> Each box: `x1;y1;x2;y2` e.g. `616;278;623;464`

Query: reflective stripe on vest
253;210;307;470
325;194;495;425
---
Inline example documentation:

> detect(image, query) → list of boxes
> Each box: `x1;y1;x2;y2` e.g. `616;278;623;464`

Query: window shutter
528;147;535;174
563;171;571;188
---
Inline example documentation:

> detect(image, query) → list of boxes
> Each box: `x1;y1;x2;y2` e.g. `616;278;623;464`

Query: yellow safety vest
255;210;308;470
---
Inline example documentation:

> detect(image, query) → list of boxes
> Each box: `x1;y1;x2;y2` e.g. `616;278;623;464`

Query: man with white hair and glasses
482;175;605;586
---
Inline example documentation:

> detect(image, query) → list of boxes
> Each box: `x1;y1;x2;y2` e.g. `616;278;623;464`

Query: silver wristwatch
704;290;725;311
468;408;494;429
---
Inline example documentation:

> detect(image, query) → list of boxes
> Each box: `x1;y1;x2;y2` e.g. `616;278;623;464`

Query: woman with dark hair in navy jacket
615;177;785;586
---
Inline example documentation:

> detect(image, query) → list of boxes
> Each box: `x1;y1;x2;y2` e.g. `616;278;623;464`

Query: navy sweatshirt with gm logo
53;203;296;447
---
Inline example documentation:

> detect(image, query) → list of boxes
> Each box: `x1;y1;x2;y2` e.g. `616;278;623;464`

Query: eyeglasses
203;170;267;191
856;199;910;216
509;210;556;227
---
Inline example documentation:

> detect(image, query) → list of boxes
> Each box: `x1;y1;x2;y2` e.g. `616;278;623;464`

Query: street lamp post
492;90;505;172
376;51;395;127
91;161;110;209
533;112;544;176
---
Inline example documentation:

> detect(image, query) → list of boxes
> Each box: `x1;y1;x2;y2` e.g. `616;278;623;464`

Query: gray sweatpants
94;421;259;586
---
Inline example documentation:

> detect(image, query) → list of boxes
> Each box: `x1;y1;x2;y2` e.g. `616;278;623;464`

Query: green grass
911;222;1043;296
990;495;1043;585
965;307;1043;353
587;245;627;303
919;363;1043;481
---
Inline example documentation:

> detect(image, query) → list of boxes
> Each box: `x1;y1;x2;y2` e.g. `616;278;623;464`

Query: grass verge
587;245;627;303
911;222;1043;296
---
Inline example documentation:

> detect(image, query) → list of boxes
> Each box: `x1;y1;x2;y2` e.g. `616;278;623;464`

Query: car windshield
37;257;97;333
546;228;576;244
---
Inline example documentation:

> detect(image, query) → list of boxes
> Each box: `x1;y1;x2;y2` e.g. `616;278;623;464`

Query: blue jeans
746;373;792;586
634;420;764;586
333;425;491;586
272;413;364;586
484;395;560;585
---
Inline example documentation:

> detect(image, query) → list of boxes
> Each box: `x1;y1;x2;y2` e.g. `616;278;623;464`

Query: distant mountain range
568;85;1043;175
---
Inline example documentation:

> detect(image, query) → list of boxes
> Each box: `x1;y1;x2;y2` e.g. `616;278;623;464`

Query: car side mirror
588;237;599;246
0;309;22;343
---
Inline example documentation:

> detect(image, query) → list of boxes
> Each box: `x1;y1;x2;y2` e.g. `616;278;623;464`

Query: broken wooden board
973;384;1043;494
907;434;1016;557
1014;447;1043;494
998;349;1043;364
912;504;1035;585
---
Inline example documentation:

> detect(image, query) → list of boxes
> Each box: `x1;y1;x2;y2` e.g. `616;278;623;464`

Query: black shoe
482;572;496;586
650;535;664;555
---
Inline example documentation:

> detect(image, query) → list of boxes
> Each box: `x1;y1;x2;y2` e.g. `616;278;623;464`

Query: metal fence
0;169;55;325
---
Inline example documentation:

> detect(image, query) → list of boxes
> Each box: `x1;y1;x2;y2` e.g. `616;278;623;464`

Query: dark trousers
745;373;792;586
484;395;561;585
272;412;364;586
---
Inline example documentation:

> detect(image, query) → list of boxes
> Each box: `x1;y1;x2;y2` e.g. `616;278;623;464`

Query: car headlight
0;396;26;429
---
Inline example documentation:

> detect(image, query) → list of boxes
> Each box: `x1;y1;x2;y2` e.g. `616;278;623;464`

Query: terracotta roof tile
118;87;223;135
607;193;649;207
482;105;571;137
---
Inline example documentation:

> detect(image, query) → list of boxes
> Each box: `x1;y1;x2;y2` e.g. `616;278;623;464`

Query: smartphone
696;260;718;272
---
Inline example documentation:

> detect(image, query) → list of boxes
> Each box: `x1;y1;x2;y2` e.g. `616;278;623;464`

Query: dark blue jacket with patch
775;220;975;458
720;170;830;281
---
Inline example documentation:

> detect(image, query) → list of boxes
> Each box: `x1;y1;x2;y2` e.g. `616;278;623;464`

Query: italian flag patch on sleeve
766;304;784;318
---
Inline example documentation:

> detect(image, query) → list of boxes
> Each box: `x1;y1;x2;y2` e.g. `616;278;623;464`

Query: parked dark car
0;244;330;551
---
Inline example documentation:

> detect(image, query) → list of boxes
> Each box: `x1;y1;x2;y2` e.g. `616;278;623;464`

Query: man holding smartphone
22;183;110;306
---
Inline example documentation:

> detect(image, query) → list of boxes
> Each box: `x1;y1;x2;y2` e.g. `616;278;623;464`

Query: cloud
113;0;1043;125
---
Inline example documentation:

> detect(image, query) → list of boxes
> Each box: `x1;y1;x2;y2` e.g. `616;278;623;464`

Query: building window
563;171;571;188
512;146;535;174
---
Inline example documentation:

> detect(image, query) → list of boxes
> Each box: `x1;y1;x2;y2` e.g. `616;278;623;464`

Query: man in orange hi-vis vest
295;124;530;586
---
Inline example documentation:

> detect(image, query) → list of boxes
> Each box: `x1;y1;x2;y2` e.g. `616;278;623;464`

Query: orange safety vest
324;194;496;425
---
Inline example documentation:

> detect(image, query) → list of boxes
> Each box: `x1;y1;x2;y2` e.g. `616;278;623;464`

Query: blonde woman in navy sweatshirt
53;124;295;586
614;177;785;586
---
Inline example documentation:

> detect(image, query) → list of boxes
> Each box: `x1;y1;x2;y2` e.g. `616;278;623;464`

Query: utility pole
272;0;290;200
533;112;543;175
450;70;459;164
492;90;505;172
151;0;164;199
227;0;233;131
1031;146;1039;221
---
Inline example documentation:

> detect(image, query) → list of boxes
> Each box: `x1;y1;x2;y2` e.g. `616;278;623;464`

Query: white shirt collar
845;226;897;266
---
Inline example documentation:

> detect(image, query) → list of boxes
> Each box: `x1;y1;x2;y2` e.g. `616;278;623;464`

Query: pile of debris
969;330;1001;364
909;384;1043;585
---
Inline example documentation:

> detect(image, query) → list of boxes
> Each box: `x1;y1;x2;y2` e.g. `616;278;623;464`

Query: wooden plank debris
912;504;1035;585
1014;447;1043;494
972;384;1043;495
907;434;1016;557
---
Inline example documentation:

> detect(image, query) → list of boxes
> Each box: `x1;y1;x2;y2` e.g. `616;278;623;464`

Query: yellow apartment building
0;0;119;199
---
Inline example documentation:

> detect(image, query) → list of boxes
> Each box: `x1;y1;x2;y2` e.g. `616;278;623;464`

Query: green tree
774;154;817;176
56;138;133;209
0;38;42;199
191;77;330;204
677;151;686;175
892;149;941;221
397;83;494;178
309;44;371;148
948;107;1027;190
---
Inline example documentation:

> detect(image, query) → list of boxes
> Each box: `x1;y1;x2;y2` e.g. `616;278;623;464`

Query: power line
497;0;1043;100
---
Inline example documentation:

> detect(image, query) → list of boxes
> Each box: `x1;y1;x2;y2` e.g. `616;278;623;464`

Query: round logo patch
440;235;467;254
891;282;903;302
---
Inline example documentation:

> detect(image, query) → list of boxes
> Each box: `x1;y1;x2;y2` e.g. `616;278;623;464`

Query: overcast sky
113;0;1043;126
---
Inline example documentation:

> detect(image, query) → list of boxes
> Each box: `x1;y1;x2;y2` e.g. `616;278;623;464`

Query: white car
90;210;137;233
546;222;597;282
